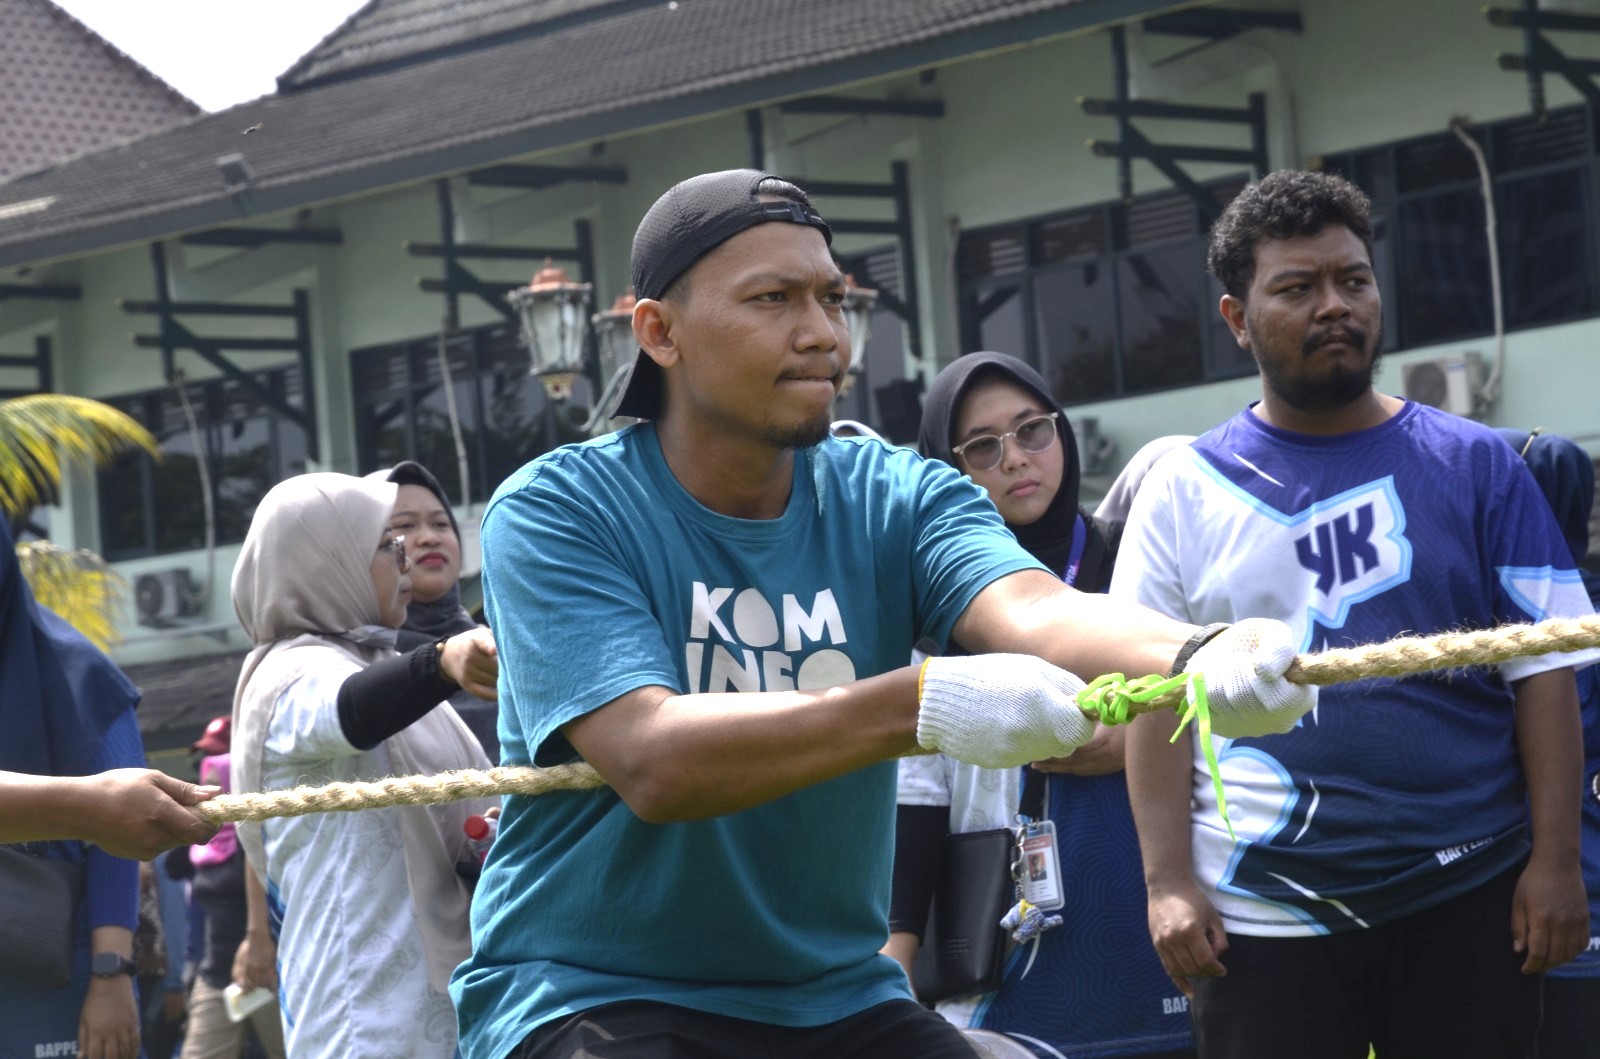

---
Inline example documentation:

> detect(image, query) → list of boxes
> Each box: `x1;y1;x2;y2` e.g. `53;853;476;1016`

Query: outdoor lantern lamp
571;289;639;436
509;259;593;402
592;289;637;397
838;273;879;399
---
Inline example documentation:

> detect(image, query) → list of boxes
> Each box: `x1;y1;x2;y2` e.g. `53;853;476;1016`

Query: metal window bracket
0;283;81;302
1488;3;1600;117
0;285;70;396
0;335;54;397
412;180;599;386
464;164;626;190
1081;15;1300;224
180;227;343;249
777;95;945;119
803;162;923;362
124;242;318;459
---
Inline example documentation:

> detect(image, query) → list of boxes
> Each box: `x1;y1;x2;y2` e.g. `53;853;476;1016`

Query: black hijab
383;461;479;651
1497;429;1600;608
919;352;1118;590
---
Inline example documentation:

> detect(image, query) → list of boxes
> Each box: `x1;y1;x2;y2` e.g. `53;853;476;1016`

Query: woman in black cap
887;352;1195;1058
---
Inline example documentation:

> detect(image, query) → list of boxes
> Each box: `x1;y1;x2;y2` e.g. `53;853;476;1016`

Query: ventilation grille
1493;107;1590;173
958;225;1026;281
1031;210;1107;266
844;245;903;297
1115;191;1199;248
1396;133;1481;194
352;345;409;394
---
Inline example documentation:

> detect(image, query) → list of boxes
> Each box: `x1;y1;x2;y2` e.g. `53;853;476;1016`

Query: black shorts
1189;862;1542;1059
508;998;979;1059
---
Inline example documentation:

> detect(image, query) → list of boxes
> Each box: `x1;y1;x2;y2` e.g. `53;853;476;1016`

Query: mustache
1301;324;1368;356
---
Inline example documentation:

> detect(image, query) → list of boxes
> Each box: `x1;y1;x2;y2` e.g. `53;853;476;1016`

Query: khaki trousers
178;978;287;1059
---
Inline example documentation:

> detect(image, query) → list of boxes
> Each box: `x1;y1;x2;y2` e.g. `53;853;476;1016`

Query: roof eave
0;0;1190;272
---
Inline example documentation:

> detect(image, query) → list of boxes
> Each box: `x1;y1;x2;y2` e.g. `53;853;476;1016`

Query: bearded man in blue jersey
1116;169;1598;1059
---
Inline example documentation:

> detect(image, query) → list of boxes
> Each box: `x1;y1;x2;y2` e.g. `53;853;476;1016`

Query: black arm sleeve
888;803;948;939
393;626;434;654
336;643;459;751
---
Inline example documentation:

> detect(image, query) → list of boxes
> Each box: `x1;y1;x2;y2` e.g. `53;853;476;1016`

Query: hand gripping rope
191;614;1600;828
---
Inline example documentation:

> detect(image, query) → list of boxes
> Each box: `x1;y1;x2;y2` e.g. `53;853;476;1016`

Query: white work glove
1184;618;1317;739
916;654;1096;769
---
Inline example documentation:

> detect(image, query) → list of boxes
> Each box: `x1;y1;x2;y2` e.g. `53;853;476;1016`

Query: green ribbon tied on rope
1076;672;1235;841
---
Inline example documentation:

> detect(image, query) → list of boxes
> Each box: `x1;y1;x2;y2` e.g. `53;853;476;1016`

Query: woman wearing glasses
229;473;497;1058
886;353;1196;1059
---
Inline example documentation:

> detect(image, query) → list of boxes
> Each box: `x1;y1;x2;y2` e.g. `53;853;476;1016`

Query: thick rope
194;763;606;825
1076;613;1600;722
1288;613;1600;685
193;614;1600;826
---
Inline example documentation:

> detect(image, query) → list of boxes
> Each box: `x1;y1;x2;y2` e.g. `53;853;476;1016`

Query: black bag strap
1020;767;1046;821
1069;512;1123;594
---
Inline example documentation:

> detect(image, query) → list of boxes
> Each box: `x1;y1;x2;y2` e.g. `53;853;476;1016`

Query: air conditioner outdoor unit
1400;352;1485;417
134;568;201;626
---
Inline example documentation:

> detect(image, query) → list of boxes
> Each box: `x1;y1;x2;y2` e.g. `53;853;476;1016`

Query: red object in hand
464;814;498;862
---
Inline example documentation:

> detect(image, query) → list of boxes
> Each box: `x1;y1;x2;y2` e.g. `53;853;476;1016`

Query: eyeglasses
380;535;411;572
951;412;1060;472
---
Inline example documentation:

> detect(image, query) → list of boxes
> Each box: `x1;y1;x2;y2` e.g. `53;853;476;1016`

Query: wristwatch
1169;622;1233;677
90;952;136;978
435;640;462;687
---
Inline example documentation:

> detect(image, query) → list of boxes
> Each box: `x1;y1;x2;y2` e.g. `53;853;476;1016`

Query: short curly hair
1207;170;1374;300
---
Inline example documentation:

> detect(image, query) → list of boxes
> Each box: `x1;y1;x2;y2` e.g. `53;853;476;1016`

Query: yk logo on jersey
1291;477;1411;633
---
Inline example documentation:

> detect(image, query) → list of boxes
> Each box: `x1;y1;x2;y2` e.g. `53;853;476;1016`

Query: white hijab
230;472;491;991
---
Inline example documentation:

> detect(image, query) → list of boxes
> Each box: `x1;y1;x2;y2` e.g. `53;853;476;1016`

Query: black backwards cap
610;169;832;420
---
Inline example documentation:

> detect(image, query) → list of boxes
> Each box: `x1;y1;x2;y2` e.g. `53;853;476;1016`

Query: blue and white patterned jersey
1112;401;1599;938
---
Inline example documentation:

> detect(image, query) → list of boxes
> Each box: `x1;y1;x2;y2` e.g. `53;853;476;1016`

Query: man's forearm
954;570;1193;684
0;772;92;844
0;771;216;859
244;864;270;939
1126;708;1199;888
1514;668;1583;864
567;666;925;823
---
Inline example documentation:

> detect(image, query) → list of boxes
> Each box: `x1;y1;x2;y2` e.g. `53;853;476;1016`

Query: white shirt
260;663;459;1058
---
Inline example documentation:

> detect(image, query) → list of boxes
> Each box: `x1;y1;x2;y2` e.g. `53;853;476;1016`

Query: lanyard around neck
1061;513;1088;587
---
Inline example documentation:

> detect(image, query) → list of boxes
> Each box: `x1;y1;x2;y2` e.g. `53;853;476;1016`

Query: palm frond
15;540;127;651
0;395;159;520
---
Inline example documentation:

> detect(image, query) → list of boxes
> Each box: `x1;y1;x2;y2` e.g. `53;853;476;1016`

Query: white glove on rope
916;654;1096;769
1184;618;1317;739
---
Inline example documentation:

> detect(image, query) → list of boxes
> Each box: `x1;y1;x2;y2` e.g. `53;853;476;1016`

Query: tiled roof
0;0;200;183
278;0;629;90
0;0;1178;269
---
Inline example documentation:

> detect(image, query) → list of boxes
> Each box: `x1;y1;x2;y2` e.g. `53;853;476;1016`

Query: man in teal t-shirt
451;169;1314;1059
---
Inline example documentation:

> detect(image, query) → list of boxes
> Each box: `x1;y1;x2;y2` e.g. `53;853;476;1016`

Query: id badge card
1018;820;1064;911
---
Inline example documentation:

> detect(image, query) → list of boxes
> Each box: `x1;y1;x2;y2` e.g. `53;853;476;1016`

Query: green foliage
0;394;158;519
14;540;126;652
1;394;160;647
